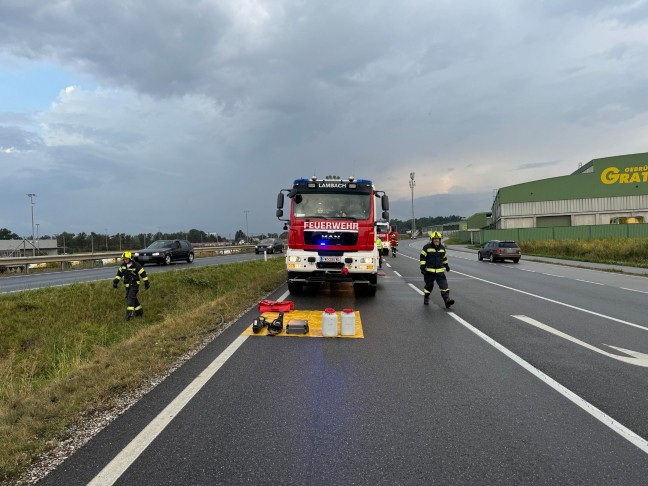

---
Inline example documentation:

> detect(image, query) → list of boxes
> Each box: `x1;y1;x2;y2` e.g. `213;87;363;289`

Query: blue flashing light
356;179;372;184
319;241;327;246
293;178;309;183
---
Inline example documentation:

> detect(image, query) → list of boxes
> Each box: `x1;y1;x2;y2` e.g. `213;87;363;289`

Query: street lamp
27;193;36;256
35;223;40;254
409;173;416;238
244;210;250;243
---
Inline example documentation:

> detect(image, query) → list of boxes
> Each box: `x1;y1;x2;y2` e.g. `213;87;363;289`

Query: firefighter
420;231;454;308
375;236;383;268
113;251;150;320
389;230;399;257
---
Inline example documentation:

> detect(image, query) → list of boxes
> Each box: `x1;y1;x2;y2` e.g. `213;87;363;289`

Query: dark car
133;239;195;265
255;238;284;254
478;240;522;263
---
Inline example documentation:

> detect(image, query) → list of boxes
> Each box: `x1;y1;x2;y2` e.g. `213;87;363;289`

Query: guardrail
0;245;256;273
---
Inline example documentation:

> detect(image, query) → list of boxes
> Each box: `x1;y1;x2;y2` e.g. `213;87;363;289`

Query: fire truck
276;175;389;295
375;221;391;256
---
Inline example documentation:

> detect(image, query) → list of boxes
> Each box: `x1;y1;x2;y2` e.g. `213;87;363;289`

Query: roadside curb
446;244;648;277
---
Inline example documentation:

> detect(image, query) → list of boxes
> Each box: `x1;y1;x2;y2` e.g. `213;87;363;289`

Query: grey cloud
516;161;560;170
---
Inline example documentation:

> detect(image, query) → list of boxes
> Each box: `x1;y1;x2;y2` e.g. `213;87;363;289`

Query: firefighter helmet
122;251;132;260
429;231;442;239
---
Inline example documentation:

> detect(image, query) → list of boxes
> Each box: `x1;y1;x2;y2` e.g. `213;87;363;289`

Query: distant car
478;240;522;263
133;239;195;265
255;238;284;254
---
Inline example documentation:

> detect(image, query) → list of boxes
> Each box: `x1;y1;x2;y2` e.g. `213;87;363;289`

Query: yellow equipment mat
243;310;364;338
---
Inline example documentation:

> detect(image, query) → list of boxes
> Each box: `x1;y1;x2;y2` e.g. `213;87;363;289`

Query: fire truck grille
304;231;358;246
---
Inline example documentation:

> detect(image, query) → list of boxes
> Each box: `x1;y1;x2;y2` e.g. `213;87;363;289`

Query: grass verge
0;258;286;483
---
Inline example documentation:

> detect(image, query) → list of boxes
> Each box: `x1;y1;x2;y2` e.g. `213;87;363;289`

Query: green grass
519;237;648;268
0;258;287;483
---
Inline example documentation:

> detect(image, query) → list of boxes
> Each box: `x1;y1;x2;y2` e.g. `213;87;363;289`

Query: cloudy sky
1;0;648;239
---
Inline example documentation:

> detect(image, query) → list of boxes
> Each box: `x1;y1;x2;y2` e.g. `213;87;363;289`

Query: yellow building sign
600;166;648;184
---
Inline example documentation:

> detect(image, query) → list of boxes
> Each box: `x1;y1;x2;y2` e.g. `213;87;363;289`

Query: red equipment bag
258;300;295;312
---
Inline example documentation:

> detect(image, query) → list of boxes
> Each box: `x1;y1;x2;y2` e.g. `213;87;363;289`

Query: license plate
321;256;341;262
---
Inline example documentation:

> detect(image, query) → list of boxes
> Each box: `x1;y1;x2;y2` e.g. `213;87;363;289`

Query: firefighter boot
125;310;134;321
423;293;430;305
135;309;144;318
443;294;455;309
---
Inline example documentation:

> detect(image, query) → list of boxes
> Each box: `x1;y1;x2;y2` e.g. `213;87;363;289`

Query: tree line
0;228;279;254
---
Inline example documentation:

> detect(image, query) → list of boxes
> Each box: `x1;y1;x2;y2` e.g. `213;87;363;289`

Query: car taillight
496;248;502;253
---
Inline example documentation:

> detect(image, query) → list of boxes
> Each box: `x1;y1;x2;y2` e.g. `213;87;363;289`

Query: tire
489;253;496;263
164;254;172;265
513;258;520;263
478;252;483;261
288;281;303;294
187;252;194;263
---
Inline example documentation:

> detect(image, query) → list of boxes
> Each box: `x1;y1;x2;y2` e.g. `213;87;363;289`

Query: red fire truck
276;175;389;295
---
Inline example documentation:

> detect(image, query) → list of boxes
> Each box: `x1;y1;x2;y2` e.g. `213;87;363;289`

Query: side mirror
276;209;284;218
276;192;284;209
381;195;390;211
382;210;389;220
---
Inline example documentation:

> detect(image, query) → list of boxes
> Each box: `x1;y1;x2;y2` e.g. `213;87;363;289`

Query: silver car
478;240;522;263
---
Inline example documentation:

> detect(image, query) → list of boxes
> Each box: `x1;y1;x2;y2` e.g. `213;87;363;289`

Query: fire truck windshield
293;193;370;219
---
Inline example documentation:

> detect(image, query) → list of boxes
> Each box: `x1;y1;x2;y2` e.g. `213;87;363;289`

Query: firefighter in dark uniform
113;251;150;320
420;231;454;308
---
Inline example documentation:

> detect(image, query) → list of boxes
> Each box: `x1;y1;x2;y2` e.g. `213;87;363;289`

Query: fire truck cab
276;175;389;296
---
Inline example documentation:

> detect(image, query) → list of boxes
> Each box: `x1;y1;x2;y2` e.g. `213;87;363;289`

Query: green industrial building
491;152;648;229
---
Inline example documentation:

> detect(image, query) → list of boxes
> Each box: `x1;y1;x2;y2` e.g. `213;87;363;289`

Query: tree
0;228;19;240
234;229;246;242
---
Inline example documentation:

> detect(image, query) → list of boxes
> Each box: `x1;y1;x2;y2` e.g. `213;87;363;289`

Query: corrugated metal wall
500;195;648;218
458;223;648;243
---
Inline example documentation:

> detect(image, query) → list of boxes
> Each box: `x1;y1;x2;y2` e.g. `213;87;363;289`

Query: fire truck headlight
287;256;302;263
358;257;374;264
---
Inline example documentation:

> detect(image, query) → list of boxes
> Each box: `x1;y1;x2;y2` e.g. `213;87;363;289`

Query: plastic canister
341;308;356;336
322;308;338;337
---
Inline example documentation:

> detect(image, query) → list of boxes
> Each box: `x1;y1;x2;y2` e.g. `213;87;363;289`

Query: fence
457;224;648;245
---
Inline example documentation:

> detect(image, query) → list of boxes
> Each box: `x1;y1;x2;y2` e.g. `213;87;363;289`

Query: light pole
105;228;109;251
244;210;250;243
409;172;416;238
27;193;36;256
35;223;40;253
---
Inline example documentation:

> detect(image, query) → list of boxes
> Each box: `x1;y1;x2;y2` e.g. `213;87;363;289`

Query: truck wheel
288;281;303;294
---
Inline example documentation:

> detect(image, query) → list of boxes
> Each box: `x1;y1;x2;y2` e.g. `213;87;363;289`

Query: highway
0;252;265;294
36;241;648;485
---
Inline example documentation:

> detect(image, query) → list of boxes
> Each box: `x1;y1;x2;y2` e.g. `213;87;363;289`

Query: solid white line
448;312;648;455
454;270;647;331
88;334;249;486
393;271;402;277
622;287;648;295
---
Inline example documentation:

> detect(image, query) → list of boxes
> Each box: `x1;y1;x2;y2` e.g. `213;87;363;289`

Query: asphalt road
0;252;267;294
37;243;648;485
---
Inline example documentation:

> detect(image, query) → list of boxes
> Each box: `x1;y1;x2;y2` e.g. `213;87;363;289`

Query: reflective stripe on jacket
113;261;149;287
420;243;448;273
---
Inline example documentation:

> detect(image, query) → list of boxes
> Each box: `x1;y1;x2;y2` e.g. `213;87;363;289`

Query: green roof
496;152;648;204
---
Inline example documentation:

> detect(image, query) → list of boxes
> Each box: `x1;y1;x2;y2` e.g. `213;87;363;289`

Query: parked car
133;239;195;265
255;238;284;254
478;240;522;263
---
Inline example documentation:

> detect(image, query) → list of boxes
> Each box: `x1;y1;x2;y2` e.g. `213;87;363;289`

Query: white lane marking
622;288;648;295
519;269;537;273
454;270;647;332
393;271;402;278
448;313;648;455
512;315;648;368
542;273;565;278
385;262;392;268
575;279;604;286
88;334;251;485
408;283;424;294
278;290;290;301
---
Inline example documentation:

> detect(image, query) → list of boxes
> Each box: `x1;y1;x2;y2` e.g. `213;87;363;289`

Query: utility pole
35;223;40;254
409;173;416;238
27;193;36;256
244;210;250;243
